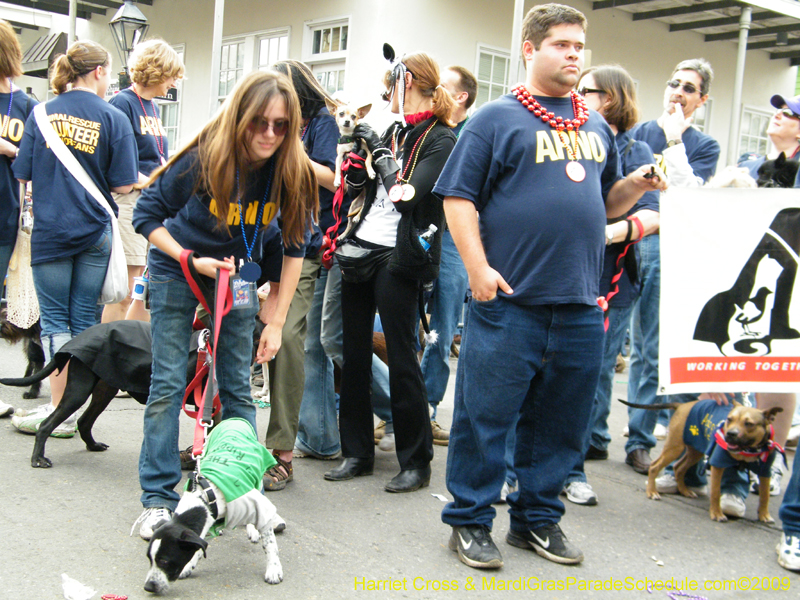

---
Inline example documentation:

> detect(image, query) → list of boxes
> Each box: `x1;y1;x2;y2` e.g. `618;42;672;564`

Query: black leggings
339;261;433;470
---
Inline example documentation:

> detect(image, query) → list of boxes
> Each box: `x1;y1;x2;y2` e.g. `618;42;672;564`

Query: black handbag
334;238;392;283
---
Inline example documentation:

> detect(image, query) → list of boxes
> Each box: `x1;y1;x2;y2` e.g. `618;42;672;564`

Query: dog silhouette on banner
694;208;800;356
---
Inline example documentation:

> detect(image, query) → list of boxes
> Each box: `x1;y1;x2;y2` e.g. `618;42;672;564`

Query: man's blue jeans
139;273;257;510
295;266;339;458
626;234;661;455
420;230;468;418
32;225;110;361
442;299;603;530
567;303;634;484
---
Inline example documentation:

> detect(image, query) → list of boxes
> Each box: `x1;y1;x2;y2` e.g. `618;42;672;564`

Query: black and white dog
144;418;284;594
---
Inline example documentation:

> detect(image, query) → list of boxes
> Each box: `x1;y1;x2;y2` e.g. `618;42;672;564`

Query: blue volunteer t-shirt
109;88;169;176
433;93;622;306
13;90;139;265
0;89;36;246
600;130;660;308
133;149;306;280
630;120;720;183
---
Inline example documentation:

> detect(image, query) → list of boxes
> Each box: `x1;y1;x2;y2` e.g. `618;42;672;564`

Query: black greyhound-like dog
1;320;201;468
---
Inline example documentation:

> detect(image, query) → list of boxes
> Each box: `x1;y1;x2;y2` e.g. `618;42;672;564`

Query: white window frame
218;27;290;103
738;104;773;159
475;44;510;109
692;97;712;134
159;43;185;151
302;15;350;65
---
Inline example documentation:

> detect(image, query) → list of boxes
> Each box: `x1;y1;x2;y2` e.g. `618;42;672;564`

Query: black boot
385;465;431;493
324;457;374;481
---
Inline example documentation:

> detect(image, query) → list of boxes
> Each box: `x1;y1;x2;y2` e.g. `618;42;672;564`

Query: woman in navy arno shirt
12;40;138;436
104;39;184;322
131;71;317;539
0;20;36;294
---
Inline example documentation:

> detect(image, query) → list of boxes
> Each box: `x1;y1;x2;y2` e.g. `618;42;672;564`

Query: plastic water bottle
418;224;438;252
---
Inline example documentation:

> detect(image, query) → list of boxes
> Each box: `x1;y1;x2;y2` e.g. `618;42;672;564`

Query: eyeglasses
249;116;289;136
666;79;700;95
777;107;800;120
577;87;605;97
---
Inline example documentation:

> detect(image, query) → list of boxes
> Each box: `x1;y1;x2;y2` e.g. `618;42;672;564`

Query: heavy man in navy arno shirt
435;3;667;570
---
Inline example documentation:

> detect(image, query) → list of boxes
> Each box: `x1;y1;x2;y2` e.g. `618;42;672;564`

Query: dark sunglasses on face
777;107;800;120
249;116;289;136
666;79;699;95
577;87;605;97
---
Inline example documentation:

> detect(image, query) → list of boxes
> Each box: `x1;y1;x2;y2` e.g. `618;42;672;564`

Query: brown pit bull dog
619;398;783;523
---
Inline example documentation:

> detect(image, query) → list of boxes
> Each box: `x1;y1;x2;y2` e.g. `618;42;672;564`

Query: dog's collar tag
230;275;258;311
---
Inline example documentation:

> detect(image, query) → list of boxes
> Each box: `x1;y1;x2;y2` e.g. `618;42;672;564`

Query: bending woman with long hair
131;70;317;538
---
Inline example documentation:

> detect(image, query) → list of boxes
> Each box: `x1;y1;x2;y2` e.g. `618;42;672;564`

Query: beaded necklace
512;85;589;182
387;119;437;202
132;85;165;161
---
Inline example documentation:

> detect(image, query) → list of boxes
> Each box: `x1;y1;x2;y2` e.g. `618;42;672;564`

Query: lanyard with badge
231;158;274;310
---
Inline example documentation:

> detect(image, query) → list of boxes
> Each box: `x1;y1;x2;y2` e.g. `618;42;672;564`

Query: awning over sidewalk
593;0;800;65
21;31;67;78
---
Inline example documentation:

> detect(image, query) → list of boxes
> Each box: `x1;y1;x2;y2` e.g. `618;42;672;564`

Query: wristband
627;215;644;242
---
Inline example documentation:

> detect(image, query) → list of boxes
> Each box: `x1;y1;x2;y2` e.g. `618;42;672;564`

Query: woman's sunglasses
777;107;800;120
577;87;605;97
666;80;699;95
249;116;289;136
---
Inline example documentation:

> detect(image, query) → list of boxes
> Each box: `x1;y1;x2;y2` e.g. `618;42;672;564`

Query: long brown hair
148;70;317;246
50;41;110;95
403;52;455;127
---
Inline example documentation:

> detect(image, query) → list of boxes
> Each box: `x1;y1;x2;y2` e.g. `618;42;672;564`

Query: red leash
179;250;233;457
322;151;364;269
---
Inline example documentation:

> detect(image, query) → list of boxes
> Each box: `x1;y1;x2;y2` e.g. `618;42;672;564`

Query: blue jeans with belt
32;224;110;361
139;272;257;510
442;299;604;530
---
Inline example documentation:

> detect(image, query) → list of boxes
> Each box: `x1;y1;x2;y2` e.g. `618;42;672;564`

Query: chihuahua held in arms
326;98;375;188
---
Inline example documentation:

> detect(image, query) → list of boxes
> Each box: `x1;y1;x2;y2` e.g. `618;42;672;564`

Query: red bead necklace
512;84;589;182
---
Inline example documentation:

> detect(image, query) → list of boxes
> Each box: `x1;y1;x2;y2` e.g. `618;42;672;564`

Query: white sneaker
11;403;77;438
0;400;13;418
655;472;708;496
131;507;173;540
562;481;598;506
499;481;517;503
378;432;395;452
786;424;800;447
777;533;800;571
622;425;629;437
751;459;785;496
653;423;668;440
720;493;746;518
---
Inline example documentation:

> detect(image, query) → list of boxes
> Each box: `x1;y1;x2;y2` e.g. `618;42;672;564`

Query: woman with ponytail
130;70;317;538
12;40;138;436
323;50;455;493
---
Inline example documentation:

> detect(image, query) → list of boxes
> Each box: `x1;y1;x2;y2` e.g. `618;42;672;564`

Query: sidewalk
0;344;796;599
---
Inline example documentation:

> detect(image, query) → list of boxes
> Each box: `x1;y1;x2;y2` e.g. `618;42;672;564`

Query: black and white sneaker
506;523;584;565
449;525;503;569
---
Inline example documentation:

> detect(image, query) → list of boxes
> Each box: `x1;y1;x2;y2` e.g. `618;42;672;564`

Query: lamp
776;32;789;46
108;1;149;89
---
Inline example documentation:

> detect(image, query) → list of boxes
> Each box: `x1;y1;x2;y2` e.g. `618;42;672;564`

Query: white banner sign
659;187;800;394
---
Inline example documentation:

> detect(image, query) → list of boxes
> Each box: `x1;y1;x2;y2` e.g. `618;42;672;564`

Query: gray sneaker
131;507;173;540
562;481;598;506
507;523;584;564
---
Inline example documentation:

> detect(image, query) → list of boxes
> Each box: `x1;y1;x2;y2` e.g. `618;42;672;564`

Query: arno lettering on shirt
0;115;25;142
208;199;278;227
47;113;101;154
535;130;606;164
139;115;165;137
